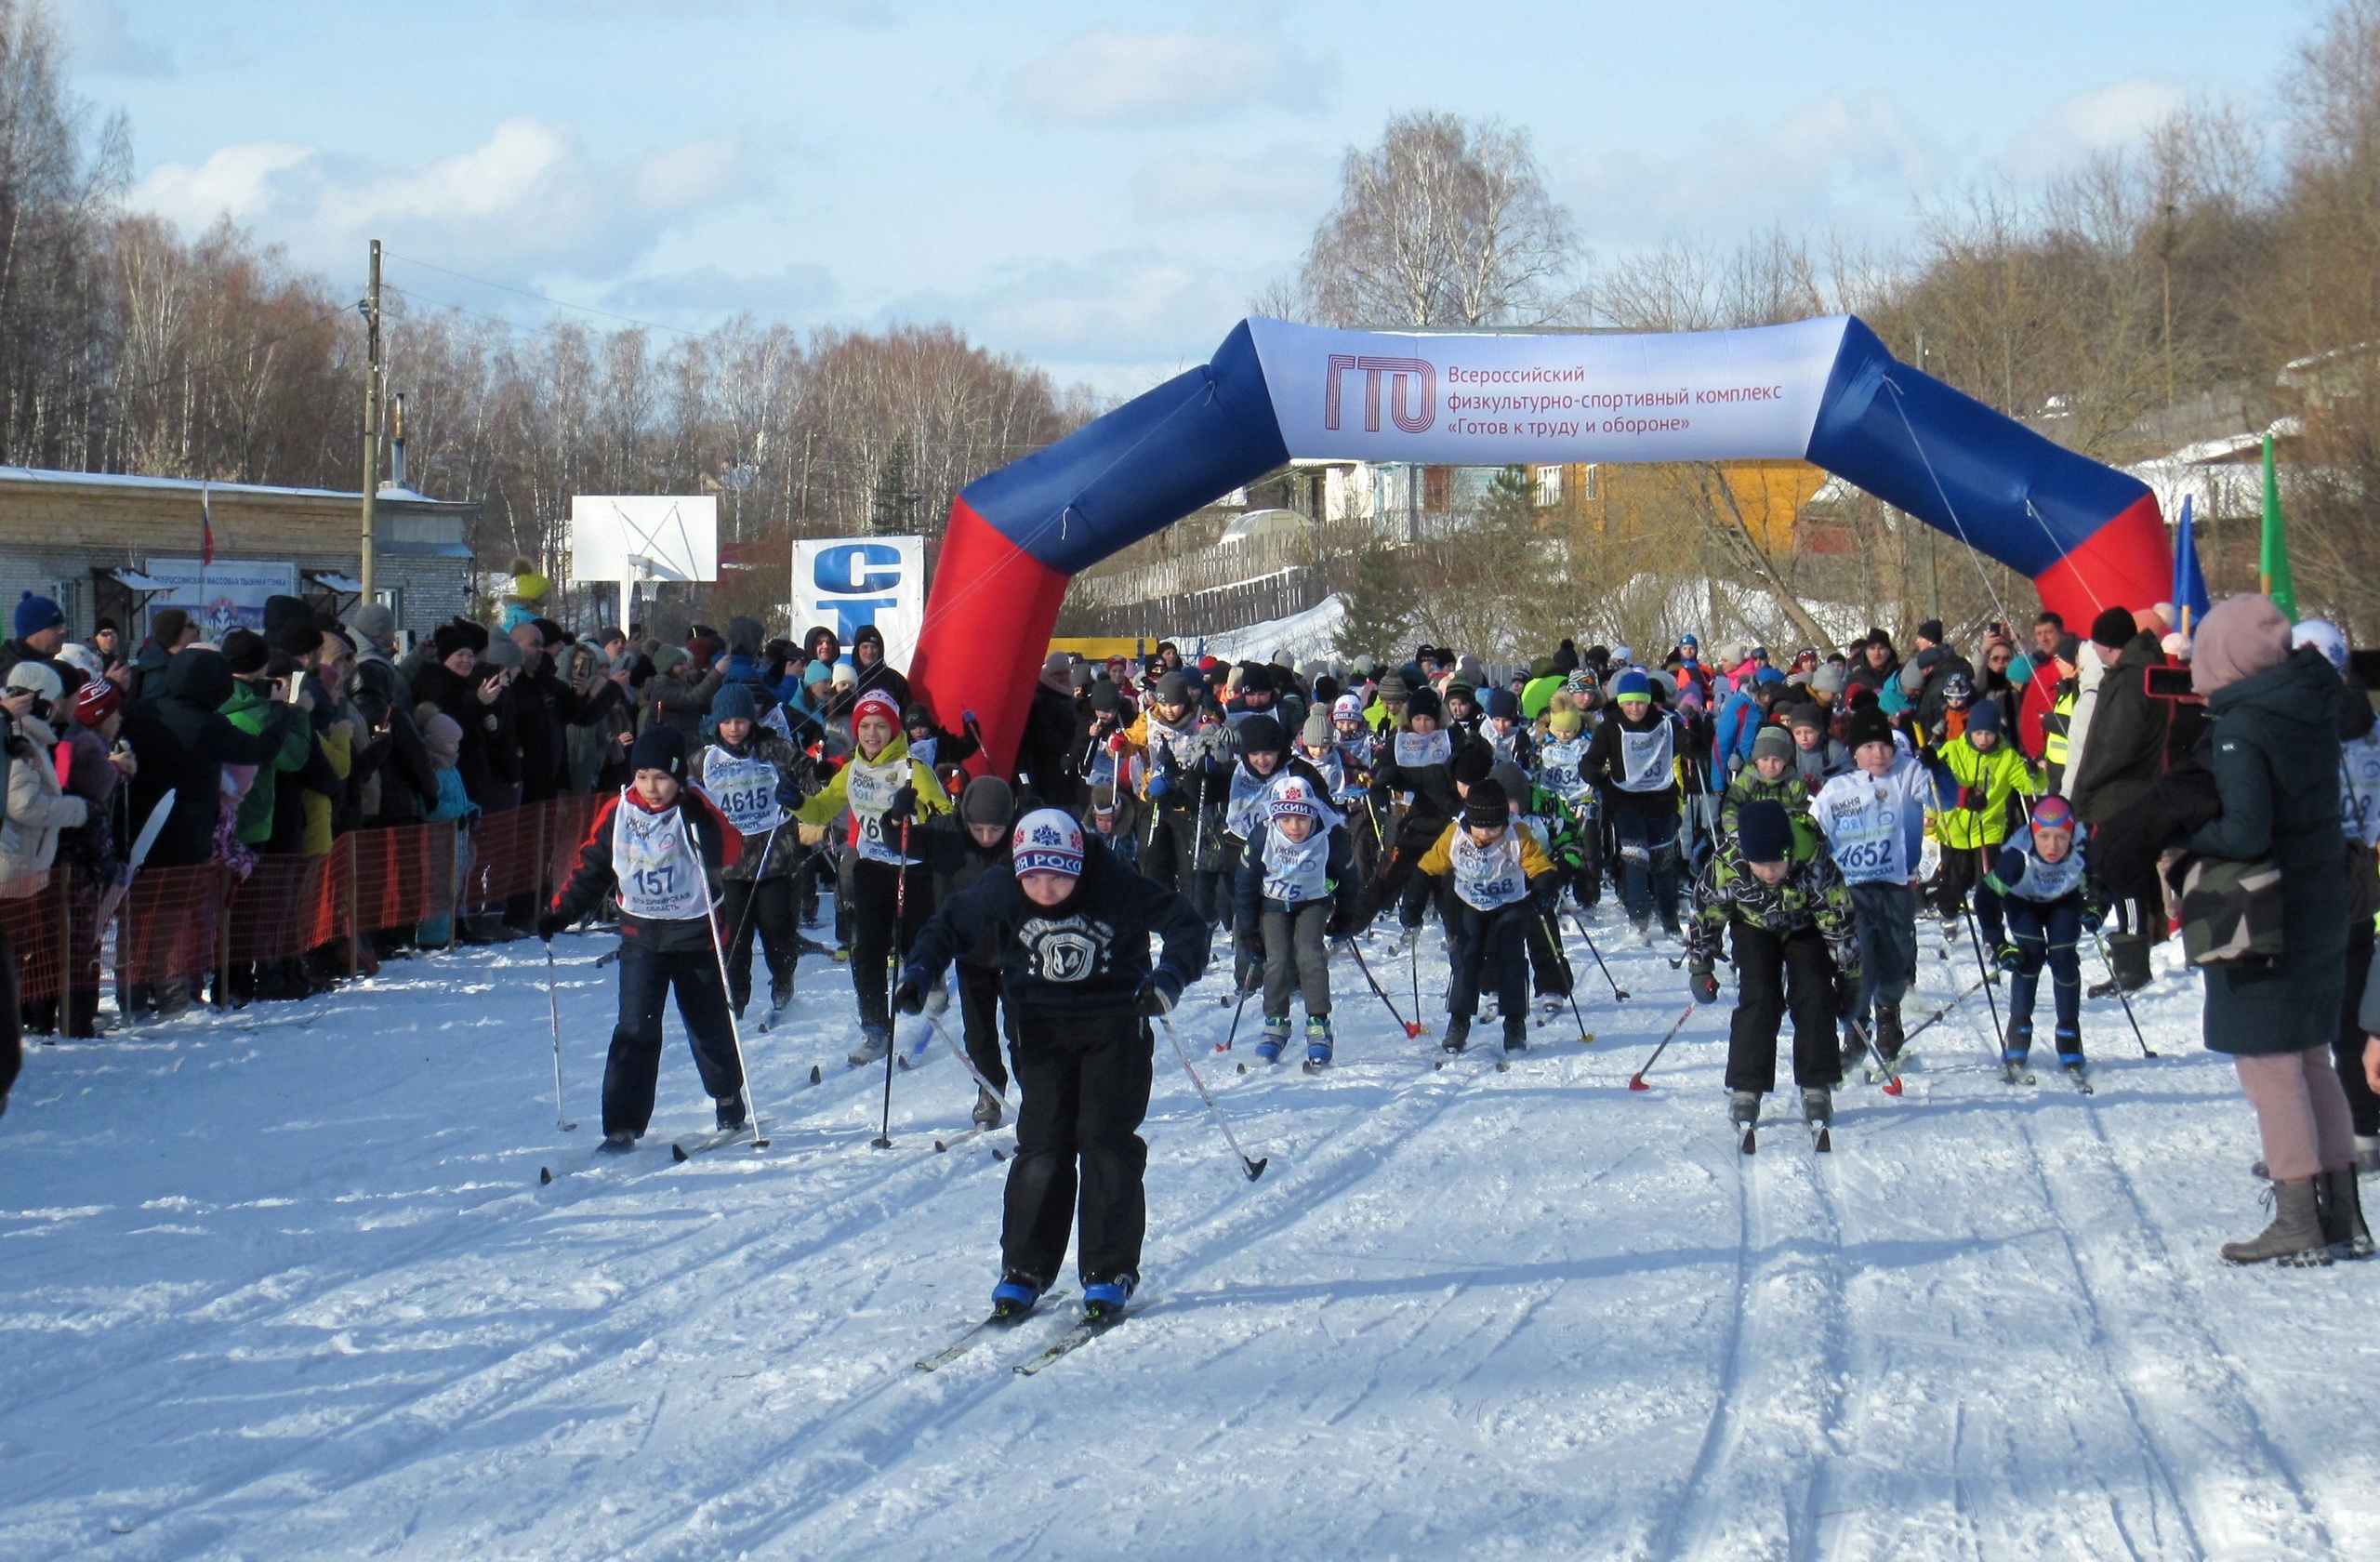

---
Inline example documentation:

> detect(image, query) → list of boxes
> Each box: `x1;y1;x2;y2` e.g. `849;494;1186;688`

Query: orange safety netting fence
3;797;592;1015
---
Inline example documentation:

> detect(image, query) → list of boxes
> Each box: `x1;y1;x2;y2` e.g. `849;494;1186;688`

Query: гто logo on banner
1324;354;1435;434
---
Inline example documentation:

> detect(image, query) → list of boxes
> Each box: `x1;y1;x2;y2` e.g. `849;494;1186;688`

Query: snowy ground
5;908;2378;1561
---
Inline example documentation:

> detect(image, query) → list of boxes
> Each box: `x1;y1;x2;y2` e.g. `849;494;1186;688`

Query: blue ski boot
991;1273;1045;1320
2055;1027;2088;1089
1256;1015;1289;1064
1304;1015;1333;1067
2002;1017;2032;1083
1081;1274;1136;1324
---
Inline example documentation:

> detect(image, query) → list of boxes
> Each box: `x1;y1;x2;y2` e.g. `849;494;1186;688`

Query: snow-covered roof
0;464;469;506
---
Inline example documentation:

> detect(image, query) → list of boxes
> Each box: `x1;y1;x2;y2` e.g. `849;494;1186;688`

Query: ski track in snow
5;919;2379;1559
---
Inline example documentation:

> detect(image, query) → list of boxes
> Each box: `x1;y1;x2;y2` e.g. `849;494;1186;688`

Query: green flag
2260;431;2296;622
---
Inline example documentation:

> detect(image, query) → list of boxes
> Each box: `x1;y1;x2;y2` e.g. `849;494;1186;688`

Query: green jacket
223;680;313;845
1684;841;1858;975
1927;735;2041;851
1716;769;1819;860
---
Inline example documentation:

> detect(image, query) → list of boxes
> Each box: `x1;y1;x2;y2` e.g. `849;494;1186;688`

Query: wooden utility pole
360;239;383;602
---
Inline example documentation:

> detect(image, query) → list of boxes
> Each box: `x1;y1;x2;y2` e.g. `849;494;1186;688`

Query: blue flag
2173;494;2210;630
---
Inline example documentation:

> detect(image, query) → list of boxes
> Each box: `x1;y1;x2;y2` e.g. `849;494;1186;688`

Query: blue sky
63;0;2307;394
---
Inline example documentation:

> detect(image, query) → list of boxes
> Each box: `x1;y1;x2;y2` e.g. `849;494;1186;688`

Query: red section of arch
2031;492;2170;629
907;497;1072;782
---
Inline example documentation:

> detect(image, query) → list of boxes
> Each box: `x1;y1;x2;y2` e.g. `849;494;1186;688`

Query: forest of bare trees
0;0;1083;625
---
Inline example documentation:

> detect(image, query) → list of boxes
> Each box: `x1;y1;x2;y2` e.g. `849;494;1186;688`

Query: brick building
0;466;476;641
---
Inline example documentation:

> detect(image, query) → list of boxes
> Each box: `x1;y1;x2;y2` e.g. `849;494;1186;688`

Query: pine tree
1333;542;1421;661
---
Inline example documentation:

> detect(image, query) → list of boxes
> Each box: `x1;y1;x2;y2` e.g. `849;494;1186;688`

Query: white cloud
58;0;170;76
878;248;1251;393
130;119;757;284
1008;29;1323;125
1135;143;1336;223
1564;91;1941;245
1997;78;2188;181
602;262;839;320
134;140;312;227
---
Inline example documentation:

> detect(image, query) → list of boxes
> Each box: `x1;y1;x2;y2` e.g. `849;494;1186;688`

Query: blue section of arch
1804;316;2152;578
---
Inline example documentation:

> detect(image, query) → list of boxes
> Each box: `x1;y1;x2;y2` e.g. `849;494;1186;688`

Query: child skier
794;687;951;1065
1532;706;1600;908
893;810;1210;1325
1234;774;1356;1065
1686;799;1860;1141
1922;698;2042;966
917;775;1020;1128
1583;669;1685;940
1361;686;1467;939
540;725;748;1152
1981;794;2096;1082
1718;724;1818;854
1813;707;1933;1066
693;682;813;1024
1403;777;1559;1055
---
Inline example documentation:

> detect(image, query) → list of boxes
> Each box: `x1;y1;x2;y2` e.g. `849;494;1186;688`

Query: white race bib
845;756;917;866
699;749;785;836
612;797;706;920
1618;722;1673;792
1449;829;1527;911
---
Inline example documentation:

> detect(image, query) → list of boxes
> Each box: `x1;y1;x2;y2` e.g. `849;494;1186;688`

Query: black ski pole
1342;936;1421;1039
1216;966;1257;1052
2091;930;2159;1058
1567;907;1629;1000
1540;908;1596;1044
1157;1013;1267;1180
1961;906;2005;1061
873;817;910;1149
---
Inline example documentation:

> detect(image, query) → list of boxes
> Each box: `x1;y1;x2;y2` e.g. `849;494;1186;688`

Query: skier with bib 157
893;808;1210;1326
540;724;748;1153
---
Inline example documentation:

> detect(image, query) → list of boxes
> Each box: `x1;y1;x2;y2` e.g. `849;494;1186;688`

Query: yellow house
1540;459;1831;552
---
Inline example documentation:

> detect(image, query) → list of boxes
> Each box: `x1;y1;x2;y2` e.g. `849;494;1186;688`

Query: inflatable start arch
910;314;2172;775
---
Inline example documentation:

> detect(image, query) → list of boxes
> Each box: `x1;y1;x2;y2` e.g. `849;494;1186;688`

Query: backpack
2168;853;2285;967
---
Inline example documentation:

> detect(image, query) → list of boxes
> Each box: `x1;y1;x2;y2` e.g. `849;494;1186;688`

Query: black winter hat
1844;707;1894;754
263;594;311;634
1088;680;1120;713
272;620;324;657
1154;671;1191;707
1552;640;1580;674
1461;778;1510;828
1451;744;1494;786
1236;712;1284;756
432;621;474;660
1915;618;1946;645
221;628;270;676
1238;663;1274;695
1404;686;1441;721
1737;800;1792;864
629;723;689;780
2090;606;2136;651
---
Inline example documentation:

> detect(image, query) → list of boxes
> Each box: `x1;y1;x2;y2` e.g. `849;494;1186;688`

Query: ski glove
1136;968;1183;1017
1144;772;1170;801
1687;963;1720;1006
774;774;807;809
1832;970;1859;1022
2080;902;2104;934
535;909;567;942
1395;924;1422;954
892;973;927;1015
882;785;917;827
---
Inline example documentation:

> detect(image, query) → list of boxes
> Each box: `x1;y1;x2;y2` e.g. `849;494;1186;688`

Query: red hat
851;688;902;729
71;677;121;727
